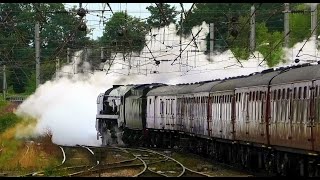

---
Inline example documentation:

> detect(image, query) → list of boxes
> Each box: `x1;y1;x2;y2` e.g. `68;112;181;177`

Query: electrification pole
250;4;256;52
209;23;214;58
35;4;40;87
284;3;290;48
311;3;318;61
179;11;183;71
56;57;60;79
67;48;70;64
2;64;6;100
100;47;104;61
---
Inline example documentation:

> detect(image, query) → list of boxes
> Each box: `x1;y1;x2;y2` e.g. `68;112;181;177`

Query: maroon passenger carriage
97;63;320;176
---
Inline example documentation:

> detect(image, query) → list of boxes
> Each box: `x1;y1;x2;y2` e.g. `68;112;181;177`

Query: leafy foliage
0;113;22;133
181;3;319;67
146;3;178;28
228;16;251;60
0;3;89;94
100;12;148;53
288;4;320;47
256;23;284;67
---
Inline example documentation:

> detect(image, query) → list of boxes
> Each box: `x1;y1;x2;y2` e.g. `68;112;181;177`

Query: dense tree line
0;3;319;95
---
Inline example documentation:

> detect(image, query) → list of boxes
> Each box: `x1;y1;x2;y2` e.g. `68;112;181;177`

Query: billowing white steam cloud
15;21;319;146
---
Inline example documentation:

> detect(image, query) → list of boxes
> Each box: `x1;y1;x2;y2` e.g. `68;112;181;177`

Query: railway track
126;147;210;177
63;146;210;177
21;145;97;177
19;145;249;177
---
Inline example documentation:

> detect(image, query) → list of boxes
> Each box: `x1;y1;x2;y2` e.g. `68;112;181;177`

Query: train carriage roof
271;64;320;85
176;84;202;94
234;70;281;88
147;85;185;96
192;81;221;93
210;70;280;92
147;83;204;96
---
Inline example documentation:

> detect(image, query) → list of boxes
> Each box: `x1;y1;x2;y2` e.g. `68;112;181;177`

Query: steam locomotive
96;62;320;176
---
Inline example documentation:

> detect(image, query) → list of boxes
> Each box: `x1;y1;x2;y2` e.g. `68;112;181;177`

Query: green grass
0;139;21;162
0;101;9;111
0;113;22;133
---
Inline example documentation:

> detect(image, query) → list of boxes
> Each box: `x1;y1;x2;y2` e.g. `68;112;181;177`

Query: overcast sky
64;3;193;40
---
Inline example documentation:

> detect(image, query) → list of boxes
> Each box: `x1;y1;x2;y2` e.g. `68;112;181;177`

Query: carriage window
166;99;168;114
160;100;164;115
303;86;307;99
149;99;152;104
298;87;302;99
260;91;263;100
278;89;281;100
273;90;277;100
316;86;319;97
252;91;255;101
249;92;252;101
293;88;296;99
171;99;174;115
287;88;290;99
282;89;285;100
239;93;241;102
256;91;259;101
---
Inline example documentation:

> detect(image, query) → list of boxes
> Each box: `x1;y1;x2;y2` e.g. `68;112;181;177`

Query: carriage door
312;80;320;151
290;81;313;151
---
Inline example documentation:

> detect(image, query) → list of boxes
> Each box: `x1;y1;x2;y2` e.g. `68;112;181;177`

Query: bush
0;113;22;133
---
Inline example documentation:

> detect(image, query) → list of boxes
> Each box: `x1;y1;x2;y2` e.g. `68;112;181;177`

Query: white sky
64;3;193;40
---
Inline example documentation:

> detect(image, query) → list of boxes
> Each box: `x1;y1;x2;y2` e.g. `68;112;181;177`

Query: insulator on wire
231;16;238;22
155;60;160;65
78;22;87;31
77;8;86;17
111;40;117;46
117;29;124;36
230;28;238;37
101;58;107;63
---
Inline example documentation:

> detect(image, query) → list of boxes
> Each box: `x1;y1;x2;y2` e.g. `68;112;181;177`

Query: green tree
178;3;252;52
100;12;148;53
256;23;284;67
38;3;90;81
146;3;178;28
227;15;251;60
0;3;34;94
288;3;320;47
0;3;89;94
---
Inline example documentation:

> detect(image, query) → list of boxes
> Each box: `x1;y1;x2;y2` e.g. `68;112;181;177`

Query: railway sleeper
123;129;320;177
